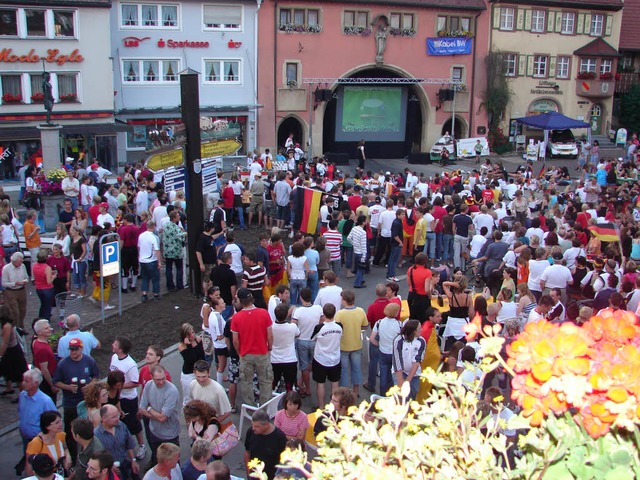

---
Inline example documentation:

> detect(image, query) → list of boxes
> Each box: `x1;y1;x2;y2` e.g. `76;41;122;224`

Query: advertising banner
426;37;473;56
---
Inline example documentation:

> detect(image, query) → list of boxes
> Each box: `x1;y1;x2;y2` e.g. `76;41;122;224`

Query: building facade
489;0;623;141
256;0;490;160
111;0;259;165
0;0;121;173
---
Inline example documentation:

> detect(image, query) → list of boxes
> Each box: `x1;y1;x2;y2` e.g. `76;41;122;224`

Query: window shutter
555;12;562;32
526;55;534;76
549;56;556;77
584;14;592;34
547;11;555;32
605;15;613;36
518;54;526;76
492;6;500;29
516;8;524;30
524;9;532;31
576;13;584;34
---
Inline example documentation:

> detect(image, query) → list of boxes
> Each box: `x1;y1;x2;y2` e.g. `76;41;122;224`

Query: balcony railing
615;72;640;94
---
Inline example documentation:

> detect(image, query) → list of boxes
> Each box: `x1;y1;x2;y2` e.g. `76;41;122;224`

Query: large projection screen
335;86;407;142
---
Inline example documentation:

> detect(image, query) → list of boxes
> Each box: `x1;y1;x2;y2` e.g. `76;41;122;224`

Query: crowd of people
4;142;640;480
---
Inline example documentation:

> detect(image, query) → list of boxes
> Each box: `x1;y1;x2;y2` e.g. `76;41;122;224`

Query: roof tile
573;37;621;57
620;0;640;51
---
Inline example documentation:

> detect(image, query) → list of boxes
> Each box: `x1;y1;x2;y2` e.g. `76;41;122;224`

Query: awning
0;123;130;141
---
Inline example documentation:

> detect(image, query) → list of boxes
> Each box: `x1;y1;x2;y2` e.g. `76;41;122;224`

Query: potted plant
2;93;22;104
600;72;614;80
31;92;45;103
577;71;597;80
59;93;77;102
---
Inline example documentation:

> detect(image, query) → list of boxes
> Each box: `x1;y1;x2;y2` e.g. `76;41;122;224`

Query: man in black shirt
452;203;474;270
210;252;236;320
209;199;227;248
195;222;219;298
244;410;286;480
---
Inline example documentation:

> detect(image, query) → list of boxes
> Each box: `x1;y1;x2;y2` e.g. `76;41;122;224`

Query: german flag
588;223;620;242
538;165;546;179
293;187;323;234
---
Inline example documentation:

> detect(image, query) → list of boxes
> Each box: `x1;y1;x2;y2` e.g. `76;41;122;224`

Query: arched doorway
441;116;466;139
277;117;304;151
590;104;602;134
322;67;425;159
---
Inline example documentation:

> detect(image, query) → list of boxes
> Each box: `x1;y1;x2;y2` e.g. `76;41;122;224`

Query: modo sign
426;37;473;56
146;148;184;172
0;48;84;65
201;139;242;158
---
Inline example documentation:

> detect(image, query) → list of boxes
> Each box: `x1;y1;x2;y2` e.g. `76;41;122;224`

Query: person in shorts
310;303;343;409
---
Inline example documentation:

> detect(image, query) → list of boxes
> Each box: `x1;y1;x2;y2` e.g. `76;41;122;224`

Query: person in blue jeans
138;220;161;302
347;215;368;289
386;209;405;281
303;237;319;302
369;302;402;396
442;205;455;265
336;289;369;397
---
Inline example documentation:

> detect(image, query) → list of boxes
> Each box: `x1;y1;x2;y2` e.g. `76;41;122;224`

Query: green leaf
605;467;634;480
543;461;576;480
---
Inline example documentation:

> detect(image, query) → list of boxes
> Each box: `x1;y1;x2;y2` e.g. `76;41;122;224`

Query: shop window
121;4;178;28
122;60;180;83
556;57;570;79
0;9;17;36
204;60;241;83
504;53;517;76
499;7;515;31
561;12;574;34
580;58;597;73
203;4;242;30
533;55;548;78
591;14;604;36
25;9;46;37
1;75;23;103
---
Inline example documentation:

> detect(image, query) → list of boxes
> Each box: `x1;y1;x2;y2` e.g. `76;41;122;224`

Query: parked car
430;135;490;159
430;135;455;158
547;129;578;158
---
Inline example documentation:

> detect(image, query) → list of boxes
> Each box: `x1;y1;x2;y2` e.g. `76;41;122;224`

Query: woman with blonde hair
442;275;474;350
516;283;537;324
53;222;71;257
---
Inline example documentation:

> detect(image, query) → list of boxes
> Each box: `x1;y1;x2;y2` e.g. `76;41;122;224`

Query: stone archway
277;116;305;151
441;116;467;139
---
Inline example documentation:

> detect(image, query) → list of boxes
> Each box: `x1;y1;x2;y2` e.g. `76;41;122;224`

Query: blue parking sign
101;241;120;277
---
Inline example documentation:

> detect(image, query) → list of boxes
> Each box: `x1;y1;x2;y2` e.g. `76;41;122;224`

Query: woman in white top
287;242;309;306
528;246;551;302
53;222;71;257
495;288;518;324
271;303;300;392
201;293;228;385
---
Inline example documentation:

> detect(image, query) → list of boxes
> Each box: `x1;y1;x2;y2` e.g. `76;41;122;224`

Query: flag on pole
538;165;546;179
293;187;323;234
588;223;620;242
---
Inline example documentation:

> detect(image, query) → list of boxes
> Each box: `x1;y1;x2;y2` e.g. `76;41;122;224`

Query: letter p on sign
101;241;120;277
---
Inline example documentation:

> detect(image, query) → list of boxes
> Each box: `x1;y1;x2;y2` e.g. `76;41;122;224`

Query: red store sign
0;48;84;65
123;36;150;47
158;39;209;48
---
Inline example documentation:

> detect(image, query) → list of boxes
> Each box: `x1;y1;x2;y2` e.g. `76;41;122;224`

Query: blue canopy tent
514;112;591;160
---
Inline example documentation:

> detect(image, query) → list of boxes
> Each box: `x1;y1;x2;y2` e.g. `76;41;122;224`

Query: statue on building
42;72;54;125
374;15;389;64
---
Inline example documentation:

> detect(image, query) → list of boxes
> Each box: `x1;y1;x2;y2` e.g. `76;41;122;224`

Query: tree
619;83;640;136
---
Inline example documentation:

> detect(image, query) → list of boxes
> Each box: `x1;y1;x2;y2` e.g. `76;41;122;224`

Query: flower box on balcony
2;93;22;104
59;94;77;103
577;71;597;80
599;72;614;80
31;92;45;103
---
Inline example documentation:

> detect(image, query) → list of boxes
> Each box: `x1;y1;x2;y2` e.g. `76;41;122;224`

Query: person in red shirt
31;319;58;401
406;253;433;324
402;198;417;265
138;344;172;388
88;195;101;227
117;213;140;293
575;204;591;230
432;197;446;261
221;180;235;227
347;187;362;212
481;185;494;204
231;288;273;407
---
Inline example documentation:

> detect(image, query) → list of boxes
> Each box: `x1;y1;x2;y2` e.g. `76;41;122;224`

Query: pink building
257;0;490;160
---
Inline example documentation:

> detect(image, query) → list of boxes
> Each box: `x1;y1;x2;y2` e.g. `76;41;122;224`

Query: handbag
210;421;239;457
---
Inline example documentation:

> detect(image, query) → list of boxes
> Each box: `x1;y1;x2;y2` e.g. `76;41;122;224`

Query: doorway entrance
441;116;465;139
590;104;602;135
277;117;304;152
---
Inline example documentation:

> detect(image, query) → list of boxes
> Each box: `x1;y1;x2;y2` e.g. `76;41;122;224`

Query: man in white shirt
138;221;161;301
96;203;115;229
368;197;384;236
373;199;396;266
547;288;566;323
416;177;429;198
190;360;231;423
249;158;263;187
539;252;573;305
61;169;80;211
152;197;169;233
562;238;586;270
109;336;146;459
268;284;290;321
134;184;148;217
526;294;554;324
404;170;418;194
473;205;495;238
314;270;343;312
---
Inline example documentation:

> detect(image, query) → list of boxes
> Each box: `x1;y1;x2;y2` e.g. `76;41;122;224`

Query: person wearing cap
96;202;114;229
53;337;100;463
24;453;63;480
231;287;273;407
539;252;573;305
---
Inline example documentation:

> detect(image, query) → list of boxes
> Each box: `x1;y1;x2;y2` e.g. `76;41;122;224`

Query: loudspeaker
477;126;487;135
326;152;349;165
438;89;455;102
408;152;431;165
315;89;333;102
